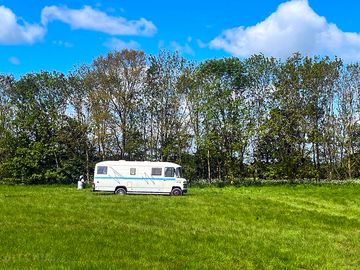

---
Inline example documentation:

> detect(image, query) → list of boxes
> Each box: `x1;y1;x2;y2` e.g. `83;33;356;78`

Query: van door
163;167;176;193
150;167;163;193
95;165;113;191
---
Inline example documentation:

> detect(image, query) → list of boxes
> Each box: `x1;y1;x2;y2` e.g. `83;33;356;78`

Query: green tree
87;49;147;160
0;75;14;166
245;54;278;179
267;54;309;179
145;50;192;162
300;56;341;178
68;65;98;181
2;72;71;183
190;58;250;181
337;64;360;178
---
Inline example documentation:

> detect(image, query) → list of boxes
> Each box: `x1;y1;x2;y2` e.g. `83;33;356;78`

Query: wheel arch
114;186;127;193
170;186;183;196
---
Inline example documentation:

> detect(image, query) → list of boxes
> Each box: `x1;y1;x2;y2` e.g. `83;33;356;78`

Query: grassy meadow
0;184;359;269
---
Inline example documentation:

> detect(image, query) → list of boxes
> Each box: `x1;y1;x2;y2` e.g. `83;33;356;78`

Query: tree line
0;49;359;184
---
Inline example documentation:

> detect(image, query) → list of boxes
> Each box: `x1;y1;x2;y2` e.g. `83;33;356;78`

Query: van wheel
115;187;127;195
171;188;182;196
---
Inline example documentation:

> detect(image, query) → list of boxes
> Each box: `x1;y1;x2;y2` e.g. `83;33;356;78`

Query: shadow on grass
3;194;32;198
91;191;193;197
91;192;114;196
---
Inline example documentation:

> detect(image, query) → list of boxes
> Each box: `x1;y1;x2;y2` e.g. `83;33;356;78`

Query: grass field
0;184;359;269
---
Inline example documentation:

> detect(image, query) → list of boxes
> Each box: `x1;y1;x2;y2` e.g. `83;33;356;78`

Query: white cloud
210;0;360;60
8;56;20;65
103;38;140;50
0;5;45;45
41;5;157;37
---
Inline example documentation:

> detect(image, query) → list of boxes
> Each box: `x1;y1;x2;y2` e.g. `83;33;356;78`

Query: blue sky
1;0;360;77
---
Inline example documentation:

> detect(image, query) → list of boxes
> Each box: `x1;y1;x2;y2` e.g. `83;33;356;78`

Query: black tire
115;187;127;195
171;187;182;196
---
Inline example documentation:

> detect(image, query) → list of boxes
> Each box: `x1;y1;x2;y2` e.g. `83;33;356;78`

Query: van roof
95;160;181;167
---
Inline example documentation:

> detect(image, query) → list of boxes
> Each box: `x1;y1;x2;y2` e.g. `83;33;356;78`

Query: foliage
0;72;90;183
0;50;359;183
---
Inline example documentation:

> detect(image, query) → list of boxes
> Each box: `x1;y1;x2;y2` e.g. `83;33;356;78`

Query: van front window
175;167;183;178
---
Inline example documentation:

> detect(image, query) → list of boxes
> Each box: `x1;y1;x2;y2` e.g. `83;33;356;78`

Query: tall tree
88;49;147;160
300;56;341;178
269;54;308;179
337;64;360;178
145;50;192;162
2;72;71;183
190;58;250;180
245;54;278;179
67;65;96;181
0;75;14;165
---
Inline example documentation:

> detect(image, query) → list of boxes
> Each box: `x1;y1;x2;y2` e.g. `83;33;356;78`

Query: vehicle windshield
175;167;183;178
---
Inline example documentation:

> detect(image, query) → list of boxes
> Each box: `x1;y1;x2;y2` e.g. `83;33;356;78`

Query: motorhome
92;160;188;196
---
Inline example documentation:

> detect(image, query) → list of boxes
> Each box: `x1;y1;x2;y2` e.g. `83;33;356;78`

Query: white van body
93;160;188;195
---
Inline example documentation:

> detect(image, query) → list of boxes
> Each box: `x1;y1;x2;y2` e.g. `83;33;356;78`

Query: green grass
0;184;359;269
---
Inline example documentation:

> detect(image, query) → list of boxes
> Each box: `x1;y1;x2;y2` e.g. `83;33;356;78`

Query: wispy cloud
8;56;20;65
158;40;165;49
158;40;194;56
103;38;140;50
196;39;207;49
169;41;195;56
41;5;157;37
210;0;360;61
0;5;46;45
52;40;73;48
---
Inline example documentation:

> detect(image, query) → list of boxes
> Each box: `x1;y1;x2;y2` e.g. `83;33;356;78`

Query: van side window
151;168;162;176
175;167;183;178
165;167;175;177
130;168;136;175
97;166;108;175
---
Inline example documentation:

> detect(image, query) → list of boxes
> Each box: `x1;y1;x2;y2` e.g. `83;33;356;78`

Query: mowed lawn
0;184;359;269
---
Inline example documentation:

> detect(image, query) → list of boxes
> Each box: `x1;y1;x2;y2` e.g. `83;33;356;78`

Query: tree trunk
207;149;211;183
347;135;353;179
85;145;90;183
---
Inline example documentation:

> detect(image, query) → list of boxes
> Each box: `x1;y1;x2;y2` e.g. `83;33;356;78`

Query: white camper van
92;160;188;196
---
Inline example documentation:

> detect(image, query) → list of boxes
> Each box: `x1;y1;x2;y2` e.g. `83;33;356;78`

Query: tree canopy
0;50;359;184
